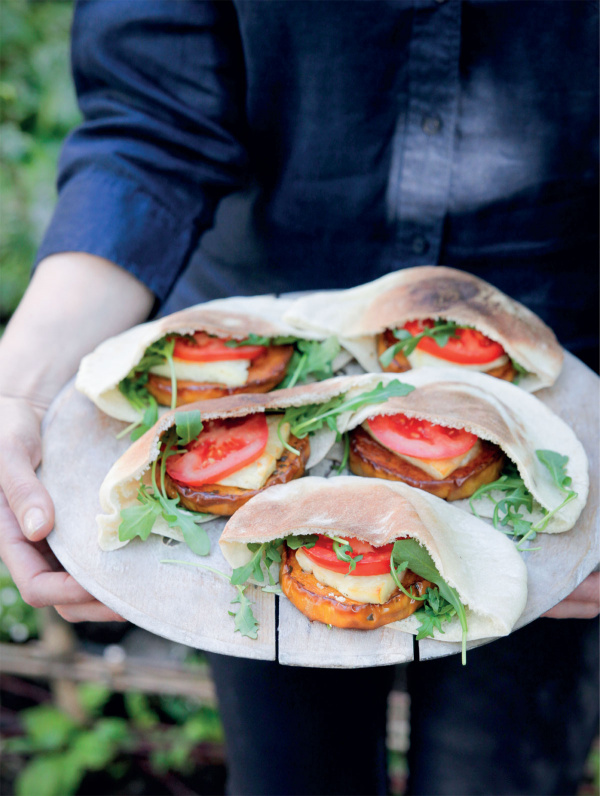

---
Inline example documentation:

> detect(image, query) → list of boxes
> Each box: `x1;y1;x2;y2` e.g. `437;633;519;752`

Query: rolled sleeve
35;0;249;303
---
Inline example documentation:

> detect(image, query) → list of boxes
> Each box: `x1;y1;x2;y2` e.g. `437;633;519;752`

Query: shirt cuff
34;167;207;303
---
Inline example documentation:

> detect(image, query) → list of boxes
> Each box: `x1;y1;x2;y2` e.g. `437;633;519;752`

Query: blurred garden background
0;2;597;795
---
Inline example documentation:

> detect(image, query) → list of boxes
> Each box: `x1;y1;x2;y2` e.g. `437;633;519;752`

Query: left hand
542;572;599;619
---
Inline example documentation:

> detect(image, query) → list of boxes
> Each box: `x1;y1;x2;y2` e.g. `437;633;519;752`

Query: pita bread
96;377;373;551
340;369;588;534
76;294;331;423
284;266;563;391
219;475;528;642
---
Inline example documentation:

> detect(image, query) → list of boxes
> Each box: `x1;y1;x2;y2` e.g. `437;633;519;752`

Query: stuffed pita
339;369;588;536
284;266;563;391
219;475;528;645
77;294;349;426
96;375;413;551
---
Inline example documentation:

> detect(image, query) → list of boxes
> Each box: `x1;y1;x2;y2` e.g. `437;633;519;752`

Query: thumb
0;440;55;541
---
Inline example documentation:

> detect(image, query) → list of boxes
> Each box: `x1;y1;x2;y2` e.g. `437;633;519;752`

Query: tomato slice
173;332;268;362
300;535;397;576
403;319;505;364
366;414;477;460
165;414;269;486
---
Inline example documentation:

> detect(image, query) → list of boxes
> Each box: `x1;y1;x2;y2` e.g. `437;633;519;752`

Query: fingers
0;400;55;541
55;602;126;623
0;496;90;606
542;573;600;619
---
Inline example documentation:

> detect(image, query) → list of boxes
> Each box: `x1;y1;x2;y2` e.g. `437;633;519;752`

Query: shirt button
411;235;429;255
422;115;442;135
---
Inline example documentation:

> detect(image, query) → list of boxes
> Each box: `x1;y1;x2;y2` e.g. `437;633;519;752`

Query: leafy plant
119;413;216;554
1;0;81;334
227;335;341;388
278;379;415;455
391;538;468;664
118;336;178;440
0;562;38;642
469;450;577;549
2;682;225;796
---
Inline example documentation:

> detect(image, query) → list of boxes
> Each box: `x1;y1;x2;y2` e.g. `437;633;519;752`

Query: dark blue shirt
37;0;599;360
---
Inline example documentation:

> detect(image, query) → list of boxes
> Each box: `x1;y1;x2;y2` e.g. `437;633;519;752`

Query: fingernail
24;508;46;538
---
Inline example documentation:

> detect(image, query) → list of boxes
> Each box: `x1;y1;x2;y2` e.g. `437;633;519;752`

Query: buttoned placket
385;0;461;270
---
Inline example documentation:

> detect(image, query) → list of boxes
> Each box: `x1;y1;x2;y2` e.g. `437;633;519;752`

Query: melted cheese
295;547;397;604
363;423;482;479
216;416;290;490
149;358;250;387
406;348;509;372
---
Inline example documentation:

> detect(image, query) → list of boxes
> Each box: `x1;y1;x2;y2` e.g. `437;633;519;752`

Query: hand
0;396;125;623
542;572;600;619
0;253;153;622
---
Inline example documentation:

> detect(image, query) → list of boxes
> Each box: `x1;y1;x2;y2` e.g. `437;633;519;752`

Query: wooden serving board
41;352;598;668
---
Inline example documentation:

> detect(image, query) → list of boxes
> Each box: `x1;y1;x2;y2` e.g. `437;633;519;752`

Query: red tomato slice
403;319;505;364
165;414;269;486
173;332;267;362
300;535;397;576
367;414;477;460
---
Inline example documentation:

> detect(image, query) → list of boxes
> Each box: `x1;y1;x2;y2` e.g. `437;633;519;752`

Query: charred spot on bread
146;344;294;405
164;434;310;516
280;546;431;630
348;426;506;501
407;275;479;310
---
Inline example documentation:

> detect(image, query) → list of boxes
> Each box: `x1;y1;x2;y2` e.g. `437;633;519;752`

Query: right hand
0;395;125;622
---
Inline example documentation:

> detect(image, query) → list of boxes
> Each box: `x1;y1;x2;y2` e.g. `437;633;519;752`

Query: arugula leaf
511;358;529;385
229;586;259;639
118;336;178;438
224;334;297;348
230;539;284;587
469;451;577;542
118;486;162;542
536;450;572;492
161;559;261;639
389;558;427;602
391;539;468;664
379;320;461;367
118;445;215;554
283;379;415;442
336;432;351;474
226;335;340;388
285;534;318;550
175;410;203;446
322;535;364;573
280;337;341;388
413;588;458;641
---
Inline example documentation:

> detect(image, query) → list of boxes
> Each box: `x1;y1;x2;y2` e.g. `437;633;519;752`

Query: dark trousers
207;618;599;796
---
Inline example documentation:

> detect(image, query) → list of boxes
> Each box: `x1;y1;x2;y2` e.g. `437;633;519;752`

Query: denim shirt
37;0;598;359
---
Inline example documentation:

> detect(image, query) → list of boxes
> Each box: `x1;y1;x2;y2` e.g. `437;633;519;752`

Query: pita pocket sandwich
96;376;415;552
77;294;348;436
339;369;588;539
219;476;529;660
284;266;563;391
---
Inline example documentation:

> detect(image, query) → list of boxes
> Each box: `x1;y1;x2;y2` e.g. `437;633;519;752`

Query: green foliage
0;562;38;642
3;679;225;796
1;0;81;332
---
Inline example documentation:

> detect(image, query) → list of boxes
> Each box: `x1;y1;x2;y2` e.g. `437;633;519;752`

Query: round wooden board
41;352;598;667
